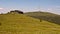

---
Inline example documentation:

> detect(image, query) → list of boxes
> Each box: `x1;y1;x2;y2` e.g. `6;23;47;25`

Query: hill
0;13;60;34
24;11;60;25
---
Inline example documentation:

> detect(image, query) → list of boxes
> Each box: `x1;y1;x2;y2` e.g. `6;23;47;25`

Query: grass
0;13;60;34
24;12;60;25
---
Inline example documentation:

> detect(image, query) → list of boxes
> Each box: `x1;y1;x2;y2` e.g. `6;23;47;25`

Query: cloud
40;6;60;15
0;8;3;10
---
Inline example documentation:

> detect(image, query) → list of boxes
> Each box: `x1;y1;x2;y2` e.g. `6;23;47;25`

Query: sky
0;0;60;15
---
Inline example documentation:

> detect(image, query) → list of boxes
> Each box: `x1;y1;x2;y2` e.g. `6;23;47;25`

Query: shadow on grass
29;16;60;25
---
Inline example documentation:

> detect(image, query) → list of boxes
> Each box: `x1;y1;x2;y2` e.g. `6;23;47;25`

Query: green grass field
24;12;60;25
0;13;60;34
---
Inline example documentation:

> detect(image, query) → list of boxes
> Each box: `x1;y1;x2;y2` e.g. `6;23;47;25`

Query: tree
14;10;23;14
10;10;23;14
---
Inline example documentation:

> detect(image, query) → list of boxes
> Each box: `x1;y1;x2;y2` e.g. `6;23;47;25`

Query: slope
0;13;60;34
24;11;60;25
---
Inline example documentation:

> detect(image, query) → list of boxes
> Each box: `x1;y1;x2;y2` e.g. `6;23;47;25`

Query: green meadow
0;13;60;34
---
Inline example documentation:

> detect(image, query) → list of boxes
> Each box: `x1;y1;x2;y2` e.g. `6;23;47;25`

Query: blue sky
40;0;60;14
0;0;60;14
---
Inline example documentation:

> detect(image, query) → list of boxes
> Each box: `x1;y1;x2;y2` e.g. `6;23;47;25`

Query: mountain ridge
24;11;60;25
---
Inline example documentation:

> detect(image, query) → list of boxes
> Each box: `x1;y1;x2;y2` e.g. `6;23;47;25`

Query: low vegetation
25;11;60;25
0;12;60;34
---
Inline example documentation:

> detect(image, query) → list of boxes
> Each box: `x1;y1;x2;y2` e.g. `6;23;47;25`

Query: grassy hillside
0;13;60;34
25;11;60;25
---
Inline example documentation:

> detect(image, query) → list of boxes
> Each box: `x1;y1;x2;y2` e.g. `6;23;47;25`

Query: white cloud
0;8;3;10
39;7;60;15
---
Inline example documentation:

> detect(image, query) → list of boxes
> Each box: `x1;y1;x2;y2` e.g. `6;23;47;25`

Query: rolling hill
0;12;60;34
24;11;60;25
